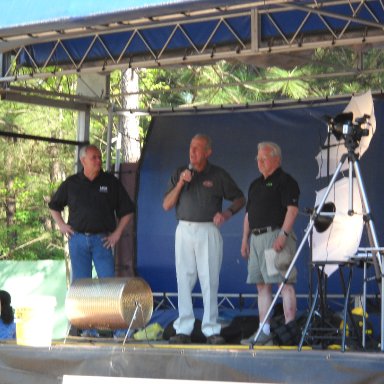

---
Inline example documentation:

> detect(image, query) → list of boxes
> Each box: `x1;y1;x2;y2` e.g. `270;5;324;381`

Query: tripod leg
353;160;384;351
299;281;319;350
318;266;327;347
250;220;314;347
123;304;139;345
341;267;353;352
362;261;367;349
353;161;382;276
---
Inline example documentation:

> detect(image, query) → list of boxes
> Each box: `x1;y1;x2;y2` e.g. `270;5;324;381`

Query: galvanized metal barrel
65;277;153;330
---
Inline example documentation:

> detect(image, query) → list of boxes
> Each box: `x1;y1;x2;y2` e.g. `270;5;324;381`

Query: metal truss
152;291;362;312
1;0;384;84
152;292;260;311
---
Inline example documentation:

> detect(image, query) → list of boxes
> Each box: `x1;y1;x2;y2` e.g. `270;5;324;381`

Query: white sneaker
241;330;274;346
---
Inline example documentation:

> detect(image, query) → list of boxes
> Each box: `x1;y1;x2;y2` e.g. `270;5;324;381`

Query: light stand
123;301;141;345
249;125;384;351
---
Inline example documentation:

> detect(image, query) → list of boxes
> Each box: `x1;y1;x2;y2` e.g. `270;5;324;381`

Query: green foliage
135;47;384;107
136;61;317;107
0;83;77;260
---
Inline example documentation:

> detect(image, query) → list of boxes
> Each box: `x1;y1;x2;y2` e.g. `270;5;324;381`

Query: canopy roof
1;0;384;84
0;1;210;31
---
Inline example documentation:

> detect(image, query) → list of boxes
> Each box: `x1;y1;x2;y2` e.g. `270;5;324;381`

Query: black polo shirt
166;162;244;222
48;170;135;233
246;167;299;230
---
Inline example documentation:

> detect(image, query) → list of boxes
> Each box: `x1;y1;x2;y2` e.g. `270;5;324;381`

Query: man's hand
241;239;250;259
180;168;193;184
50;209;74;238
59;223;74;238
213;211;232;227
273;233;287;252
103;213;132;248
103;232;120;249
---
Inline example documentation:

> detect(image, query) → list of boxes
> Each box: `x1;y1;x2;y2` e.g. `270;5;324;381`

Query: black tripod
250;131;384;351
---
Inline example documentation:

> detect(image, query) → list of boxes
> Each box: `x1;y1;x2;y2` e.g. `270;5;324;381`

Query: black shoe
169;334;191;344
206;334;225;345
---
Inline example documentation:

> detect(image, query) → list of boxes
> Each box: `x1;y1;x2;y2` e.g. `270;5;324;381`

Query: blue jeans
68;233;115;282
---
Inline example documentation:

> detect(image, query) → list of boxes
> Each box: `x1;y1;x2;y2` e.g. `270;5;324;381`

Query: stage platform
1;338;384;384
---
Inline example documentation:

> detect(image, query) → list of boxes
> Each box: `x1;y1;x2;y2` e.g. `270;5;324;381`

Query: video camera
328;112;370;142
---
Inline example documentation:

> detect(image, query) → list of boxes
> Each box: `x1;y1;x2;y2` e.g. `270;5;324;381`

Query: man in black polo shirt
241;142;300;346
49;144;135;283
163;134;245;345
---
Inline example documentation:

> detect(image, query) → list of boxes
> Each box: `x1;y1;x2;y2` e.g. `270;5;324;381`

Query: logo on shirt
266;182;273;187
203;180;214;188
99;185;108;193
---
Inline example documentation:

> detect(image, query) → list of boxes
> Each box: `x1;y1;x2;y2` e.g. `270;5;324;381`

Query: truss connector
102;59;107;71
298;34;304;48
210;45;216;58
362;27;368;43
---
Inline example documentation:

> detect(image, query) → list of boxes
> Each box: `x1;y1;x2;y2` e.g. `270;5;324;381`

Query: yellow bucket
15;296;56;347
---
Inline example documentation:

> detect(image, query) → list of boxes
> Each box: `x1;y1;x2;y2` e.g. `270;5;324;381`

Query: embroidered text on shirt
202;180;214;188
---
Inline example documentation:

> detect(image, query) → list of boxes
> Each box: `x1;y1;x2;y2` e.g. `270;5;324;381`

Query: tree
120;69;141;163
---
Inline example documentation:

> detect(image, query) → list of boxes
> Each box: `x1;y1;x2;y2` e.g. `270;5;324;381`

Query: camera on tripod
328;112;370;142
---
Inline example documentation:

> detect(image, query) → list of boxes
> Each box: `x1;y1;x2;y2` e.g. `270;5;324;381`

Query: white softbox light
312;177;364;276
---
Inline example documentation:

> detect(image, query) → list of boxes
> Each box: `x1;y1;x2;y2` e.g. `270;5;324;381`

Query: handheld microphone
185;163;194;190
188;163;194;175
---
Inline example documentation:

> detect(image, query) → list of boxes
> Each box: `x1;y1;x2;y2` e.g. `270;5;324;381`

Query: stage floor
1;338;384;384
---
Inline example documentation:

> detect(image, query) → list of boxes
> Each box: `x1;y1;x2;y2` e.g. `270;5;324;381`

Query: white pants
174;221;223;337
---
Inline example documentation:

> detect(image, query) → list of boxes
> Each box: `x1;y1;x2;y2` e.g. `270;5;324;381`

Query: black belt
251;226;279;236
78;232;105;236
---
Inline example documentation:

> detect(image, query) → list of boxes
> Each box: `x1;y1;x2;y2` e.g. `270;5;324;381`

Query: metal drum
65;277;153;330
